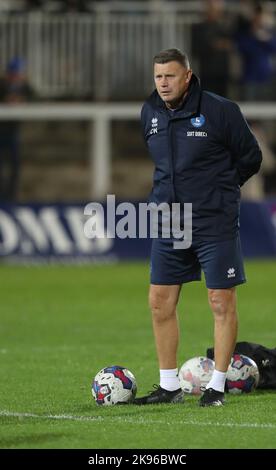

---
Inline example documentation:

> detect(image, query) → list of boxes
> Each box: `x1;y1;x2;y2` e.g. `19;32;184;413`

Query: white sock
160;368;180;391
206;369;227;393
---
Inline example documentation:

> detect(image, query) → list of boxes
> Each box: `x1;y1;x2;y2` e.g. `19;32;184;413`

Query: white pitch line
0;411;102;422
1;410;276;430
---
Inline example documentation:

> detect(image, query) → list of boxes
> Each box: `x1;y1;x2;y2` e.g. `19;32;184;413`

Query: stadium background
0;0;276;450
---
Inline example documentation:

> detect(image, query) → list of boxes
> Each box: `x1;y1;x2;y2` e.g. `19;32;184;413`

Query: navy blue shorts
150;235;246;289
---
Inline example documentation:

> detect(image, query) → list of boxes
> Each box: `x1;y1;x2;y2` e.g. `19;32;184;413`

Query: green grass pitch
0;261;275;449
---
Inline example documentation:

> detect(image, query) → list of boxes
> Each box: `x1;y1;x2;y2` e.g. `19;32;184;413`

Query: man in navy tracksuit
134;49;262;407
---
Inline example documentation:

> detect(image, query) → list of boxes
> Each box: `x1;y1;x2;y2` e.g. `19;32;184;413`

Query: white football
179;356;215;395
92;365;137;406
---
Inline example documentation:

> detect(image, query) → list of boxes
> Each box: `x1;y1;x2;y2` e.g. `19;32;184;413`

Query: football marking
1;410;276;429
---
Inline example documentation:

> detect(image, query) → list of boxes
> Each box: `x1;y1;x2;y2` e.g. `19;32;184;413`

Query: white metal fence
0;12;198;99
0;2;276;99
0;2;242;99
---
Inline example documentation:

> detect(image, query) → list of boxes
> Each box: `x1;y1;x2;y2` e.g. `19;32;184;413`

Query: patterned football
226;354;259;394
92;365;137;405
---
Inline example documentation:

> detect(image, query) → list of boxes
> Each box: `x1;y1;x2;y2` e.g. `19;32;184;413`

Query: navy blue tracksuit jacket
141;74;262;241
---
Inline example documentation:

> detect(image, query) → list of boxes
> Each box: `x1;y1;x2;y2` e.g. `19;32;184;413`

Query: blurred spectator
241;121;276;199
192;0;233;96
23;0;91;12
51;0;90;13
0;58;35;202
235;2;276;101
25;0;45;10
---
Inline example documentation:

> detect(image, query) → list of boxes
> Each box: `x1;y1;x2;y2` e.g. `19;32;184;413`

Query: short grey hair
153;48;190;69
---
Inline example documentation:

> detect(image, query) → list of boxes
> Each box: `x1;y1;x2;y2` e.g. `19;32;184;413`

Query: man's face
154;61;192;108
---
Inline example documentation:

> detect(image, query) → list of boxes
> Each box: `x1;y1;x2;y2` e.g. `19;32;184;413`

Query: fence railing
4;1;271;99
0;12;202;99
0;102;275;199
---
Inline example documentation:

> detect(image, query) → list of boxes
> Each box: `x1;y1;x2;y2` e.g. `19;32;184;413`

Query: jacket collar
147;73;201;119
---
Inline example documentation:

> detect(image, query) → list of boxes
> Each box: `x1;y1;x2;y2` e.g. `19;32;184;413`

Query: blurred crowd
192;0;276;101
0;1;92;13
0;0;276;14
191;1;276;199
